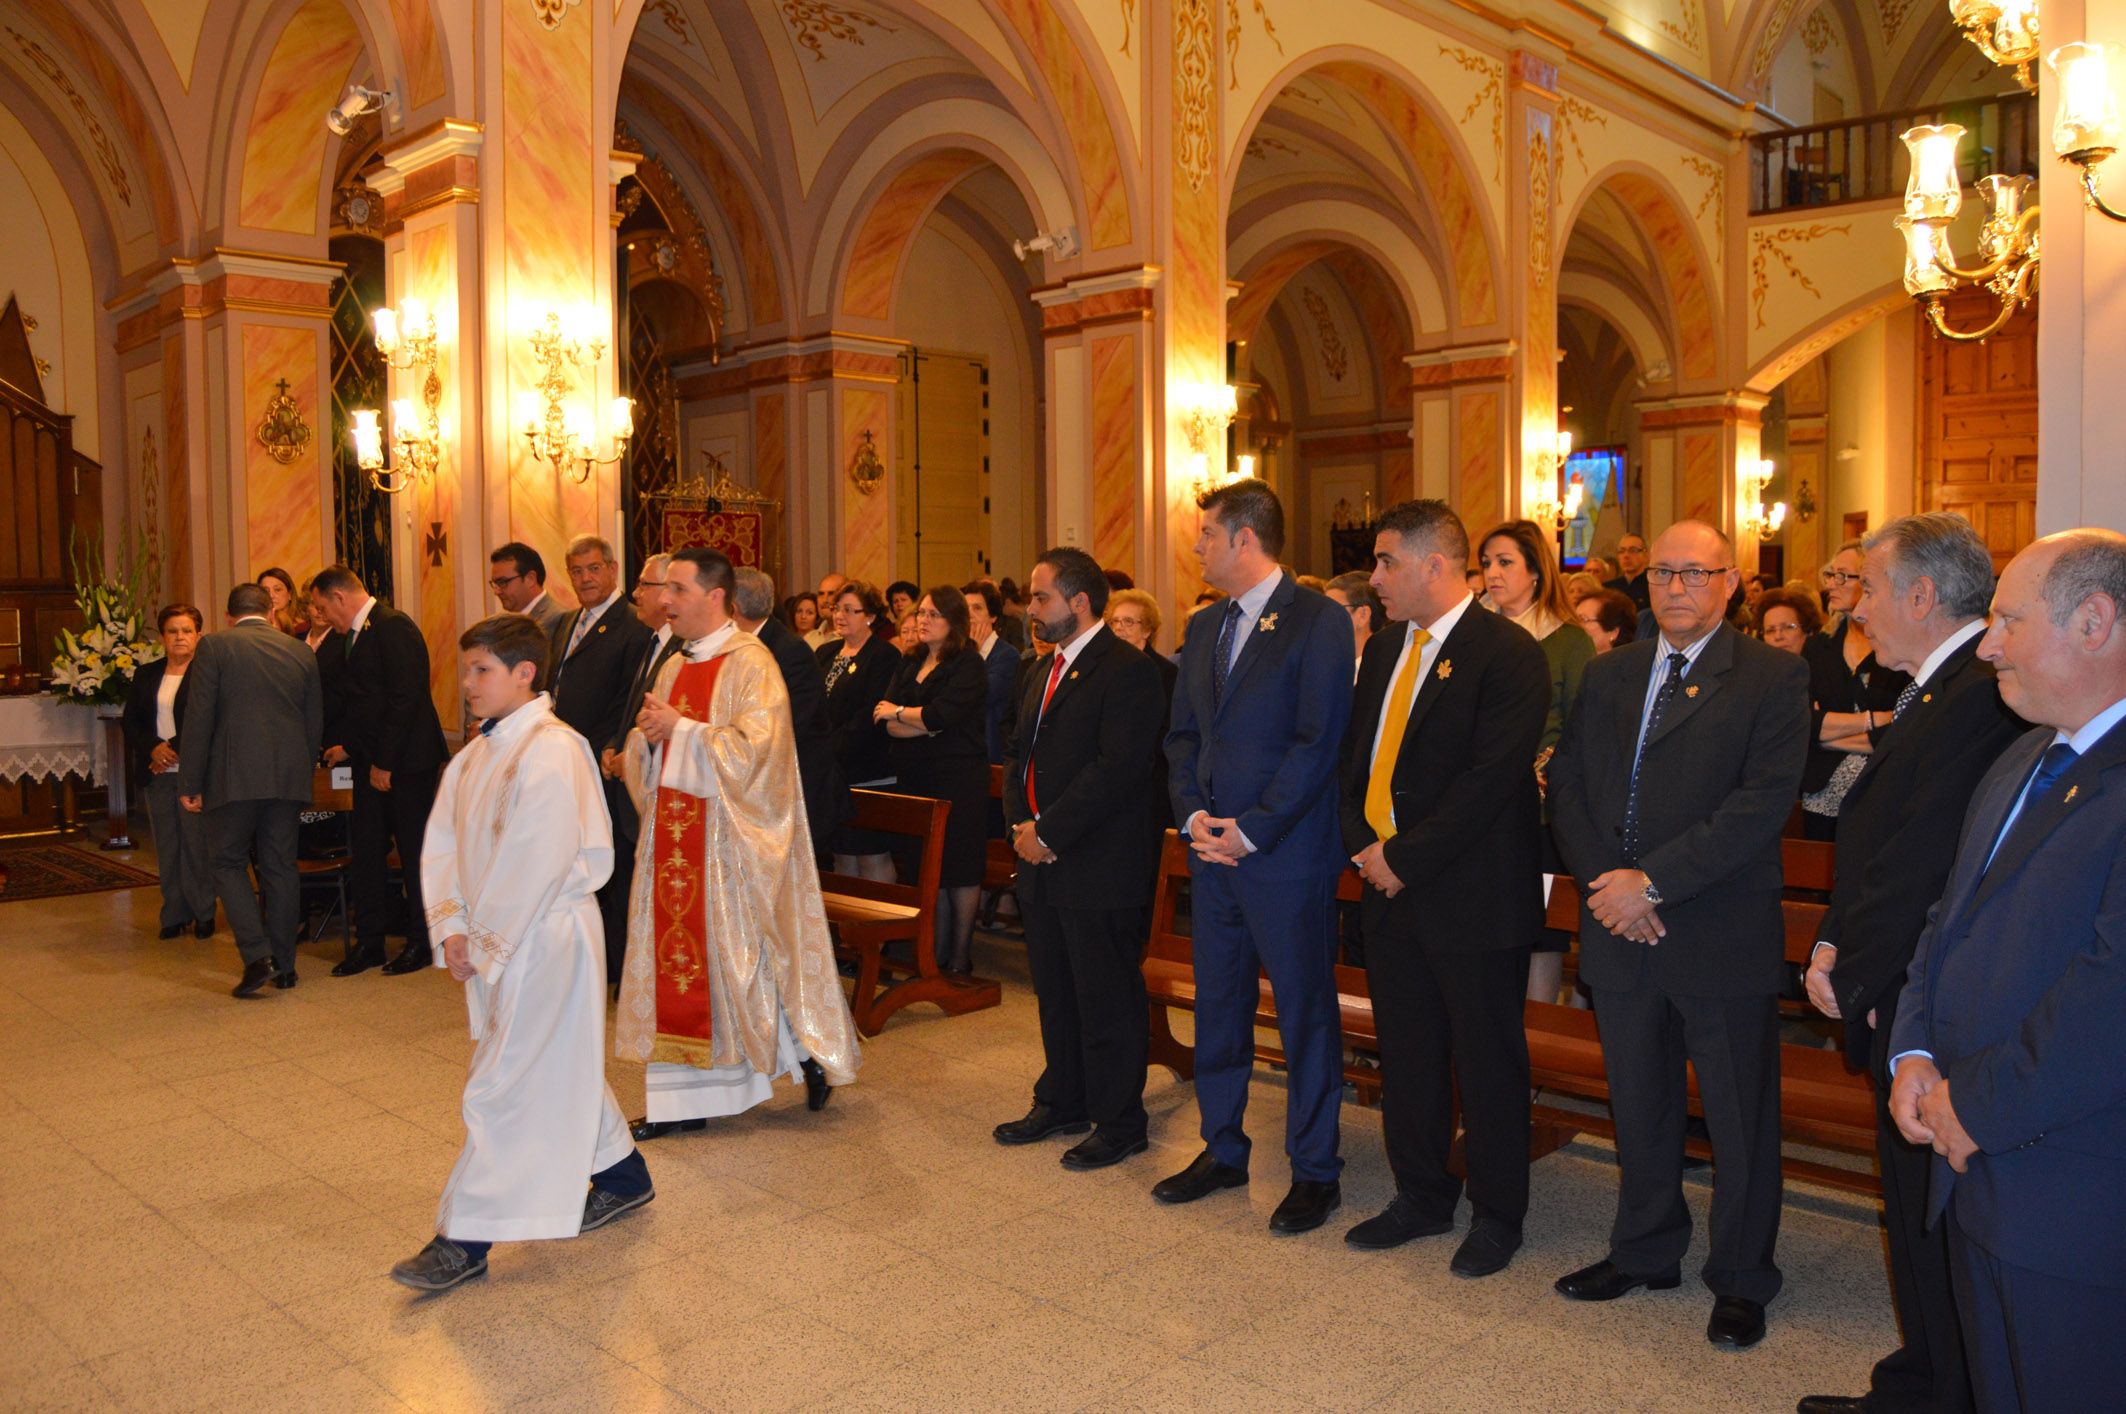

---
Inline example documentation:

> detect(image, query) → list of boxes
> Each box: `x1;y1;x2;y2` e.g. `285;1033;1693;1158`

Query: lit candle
371;307;397;353
1557;429;1573;462
1989;0;2038;59
608;396;634;441
352;409;383;468
567;405;593;455
2049;43;2121;157
391;398;417;437
1768;502;1788;534
1235;453;1256;480
1218;384;1238;420
1894;216;1956;296
400;296;428;340
516;391;542;436
1901;124;1966;221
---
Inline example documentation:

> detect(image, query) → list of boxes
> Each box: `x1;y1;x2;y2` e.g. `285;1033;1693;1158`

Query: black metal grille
326;235;392;601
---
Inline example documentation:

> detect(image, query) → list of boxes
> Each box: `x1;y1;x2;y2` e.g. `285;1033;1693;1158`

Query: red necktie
1026;653;1067;816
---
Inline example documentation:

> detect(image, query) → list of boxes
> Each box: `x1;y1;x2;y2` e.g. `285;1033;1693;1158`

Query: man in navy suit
1889;528;2126;1412
1160;478;1355;1234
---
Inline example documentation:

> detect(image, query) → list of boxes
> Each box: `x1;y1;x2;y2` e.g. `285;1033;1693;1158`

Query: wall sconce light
352;297;442;494
518;309;628;483
2050;42;2126;222
1949;0;2041;90
1178;383;1239;457
1742;458;1788;538
1528;428;1578;529
848;429;885;495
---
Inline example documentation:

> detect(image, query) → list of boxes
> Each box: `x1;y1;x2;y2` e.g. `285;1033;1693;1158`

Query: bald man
1548;520;1810;1351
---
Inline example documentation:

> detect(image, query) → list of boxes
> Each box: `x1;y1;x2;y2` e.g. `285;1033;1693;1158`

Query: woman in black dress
817;580;902;879
1798;542;1910;840
874;585;990;976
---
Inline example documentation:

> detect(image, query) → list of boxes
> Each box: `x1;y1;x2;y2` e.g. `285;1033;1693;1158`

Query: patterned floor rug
0;843;162;903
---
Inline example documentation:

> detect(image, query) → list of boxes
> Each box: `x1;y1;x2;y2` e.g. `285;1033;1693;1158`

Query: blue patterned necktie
1622;652;1688;866
1986;741;2079;870
1211;600;1242;708
1892;679;1920;721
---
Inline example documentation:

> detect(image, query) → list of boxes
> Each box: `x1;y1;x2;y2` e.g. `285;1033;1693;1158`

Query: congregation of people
123;487;2126;1412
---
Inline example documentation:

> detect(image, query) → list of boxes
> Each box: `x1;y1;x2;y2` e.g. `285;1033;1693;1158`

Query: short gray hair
566;533;615;561
2038;529;2126;626
731;566;777;621
641;552;672;578
1862;513;1995;620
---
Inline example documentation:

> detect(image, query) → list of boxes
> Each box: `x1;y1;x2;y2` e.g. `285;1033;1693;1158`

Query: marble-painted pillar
1407;341;1517;538
1506;49;1563;525
1033;269;1159;580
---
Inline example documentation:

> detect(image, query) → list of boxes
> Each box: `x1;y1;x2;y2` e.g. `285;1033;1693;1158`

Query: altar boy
391;614;653;1292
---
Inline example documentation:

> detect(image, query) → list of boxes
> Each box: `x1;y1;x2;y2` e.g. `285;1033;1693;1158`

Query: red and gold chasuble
650;656;726;1066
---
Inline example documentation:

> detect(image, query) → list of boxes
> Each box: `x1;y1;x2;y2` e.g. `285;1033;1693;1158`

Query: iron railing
1749;90;2039;214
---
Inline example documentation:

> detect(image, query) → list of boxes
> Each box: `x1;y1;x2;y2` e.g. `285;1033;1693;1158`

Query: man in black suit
733;567;850;850
177;584;323;997
1605;532;1651;613
490;540;567;638
993;547;1167;1170
1887;530;2126;1411
1547;520;1810;1350
312;565;450;978
549;535;650;967
598;554;678;986
1337;500;1551;1276
1795;514;2024;1414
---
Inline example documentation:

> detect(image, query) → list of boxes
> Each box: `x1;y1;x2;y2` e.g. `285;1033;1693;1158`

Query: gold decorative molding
1175;0;1215;194
644;0;695;48
1299;286;1348;382
1119;0;1135;55
1751;0;1803;83
1223;0;1283;91
1877;0;1915;42
1750;223;1850;329
779;0;894;61
4;27;131;205
1440;46;1505;184
1528;126;1553;291
1556;97;1608;177
255;378;312;466
1802;9;1837;56
531;0;582;30
1658;0;1706;57
138;429;161;596
1681;154;1724;247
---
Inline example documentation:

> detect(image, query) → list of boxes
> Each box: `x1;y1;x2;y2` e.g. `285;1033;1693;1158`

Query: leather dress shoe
993;1104;1092;1146
1555;1259;1682;1301
1269;1180;1342;1234
1449;1219;1523;1278
1151;1151;1249;1204
381;941;430;975
1707;1295;1767;1350
1794;1398;1869;1412
193;918;214;940
1060;1130;1148;1171
629;1116;707;1142
1345;1193;1453;1250
231;958;277;999
158;924;184;940
332;943;385;977
801;1058;830;1112
273;968;298;991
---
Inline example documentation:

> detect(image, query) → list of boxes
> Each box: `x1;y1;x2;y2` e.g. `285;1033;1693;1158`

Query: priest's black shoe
1151;1151;1248;1204
389;1236;486;1292
1707;1295;1767;1350
1269;1180;1341;1234
992;1104;1091;1146
1060;1129;1147;1171
1794;1397;1868;1412
801;1058;831;1112
629;1116;707;1142
332;943;385;977
1555;1259;1681;1301
1344;1193;1453;1250
381;941;430;975
1449;1219;1523;1277
231;958;277;999
158;924;184;940
193;918;214;940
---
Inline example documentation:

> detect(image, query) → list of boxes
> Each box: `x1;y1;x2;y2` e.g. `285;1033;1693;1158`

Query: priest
619;546;861;1138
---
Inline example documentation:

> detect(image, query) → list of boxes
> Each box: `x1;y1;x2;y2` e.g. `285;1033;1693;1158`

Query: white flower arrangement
47;530;163;707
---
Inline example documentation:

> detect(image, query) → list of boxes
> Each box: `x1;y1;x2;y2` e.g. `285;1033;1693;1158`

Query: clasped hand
1010;820;1055;866
1586;868;1665;945
1889;1057;1979;1172
1189;816;1247;867
1351;841;1403;898
637;692;680;744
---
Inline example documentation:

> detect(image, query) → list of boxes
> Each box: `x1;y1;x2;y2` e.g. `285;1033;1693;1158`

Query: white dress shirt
1366;592;1474;774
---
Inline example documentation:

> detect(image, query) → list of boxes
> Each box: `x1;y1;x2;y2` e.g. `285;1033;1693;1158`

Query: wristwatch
1642;878;1663;907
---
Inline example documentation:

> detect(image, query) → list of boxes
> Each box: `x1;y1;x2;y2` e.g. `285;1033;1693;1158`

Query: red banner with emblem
662;509;763;568
649;655;727;1068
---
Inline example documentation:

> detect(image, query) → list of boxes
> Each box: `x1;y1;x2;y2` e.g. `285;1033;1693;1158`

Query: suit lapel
1642;625;1735;751
1852;636;1984;795
1967;721;2126;917
1937;730;2049;925
1608;639;1657;769
1398;605;1479;752
1214;573;1295;721
1038;627;1110;726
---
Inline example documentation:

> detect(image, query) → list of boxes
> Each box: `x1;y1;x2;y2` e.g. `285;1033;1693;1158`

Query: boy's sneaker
581;1186;655;1232
390;1236;487;1291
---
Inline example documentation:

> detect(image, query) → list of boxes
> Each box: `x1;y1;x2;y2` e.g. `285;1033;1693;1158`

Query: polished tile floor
2;865;1899;1412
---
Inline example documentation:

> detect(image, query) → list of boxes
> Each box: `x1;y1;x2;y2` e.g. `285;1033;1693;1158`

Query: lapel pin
1922;693;1932;703
1436;659;1453;680
2066;785;2080;803
1069;670;1079;680
1685;685;1700;698
1258;613;1279;632
597;623;607;634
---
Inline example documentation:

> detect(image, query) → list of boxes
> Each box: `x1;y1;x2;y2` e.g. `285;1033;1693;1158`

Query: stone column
1407;341;1516;533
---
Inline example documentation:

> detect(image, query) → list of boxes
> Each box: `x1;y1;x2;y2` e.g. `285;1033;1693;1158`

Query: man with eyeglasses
1548;520;1810;1352
490;541;568;638
1605;533;1653;614
599;554;681;986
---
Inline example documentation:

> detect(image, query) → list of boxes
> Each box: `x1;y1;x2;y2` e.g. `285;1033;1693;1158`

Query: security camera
1013;225;1081;262
327;85;394;136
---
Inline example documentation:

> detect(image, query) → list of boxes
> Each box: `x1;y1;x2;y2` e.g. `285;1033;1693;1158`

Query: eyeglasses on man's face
1820;569;1858;587
1647;566;1732;588
488;571;526;592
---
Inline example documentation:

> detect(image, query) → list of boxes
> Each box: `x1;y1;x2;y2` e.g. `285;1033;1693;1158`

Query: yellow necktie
1365;628;1431;842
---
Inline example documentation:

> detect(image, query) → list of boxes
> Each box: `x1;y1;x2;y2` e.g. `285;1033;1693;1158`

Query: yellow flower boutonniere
2066;785;2080;804
1258;613;1278;633
1435;659;1452;680
1685;685;1700;698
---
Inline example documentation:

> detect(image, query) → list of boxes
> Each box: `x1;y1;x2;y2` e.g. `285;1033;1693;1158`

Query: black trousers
599;777;637;983
1865;989;1974;1412
1592;981;1784;1304
350;765;439;950
205;798;302;970
1365;931;1532;1228
1020;891;1150;1142
1948;1211;2126;1414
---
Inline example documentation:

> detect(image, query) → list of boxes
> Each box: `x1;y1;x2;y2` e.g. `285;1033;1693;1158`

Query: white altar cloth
0;697;107;786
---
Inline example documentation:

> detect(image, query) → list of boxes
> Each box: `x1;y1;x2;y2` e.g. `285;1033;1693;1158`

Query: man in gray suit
178;583;324;998
489;540;568;638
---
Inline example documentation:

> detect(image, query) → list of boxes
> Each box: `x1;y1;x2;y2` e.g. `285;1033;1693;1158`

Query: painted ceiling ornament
138;428;162;598
1223;0;1284;90
1438;45;1504;183
1749;223;1850;330
779;0;894;61
5;26;132;205
1300;286;1349;382
1175;0;1215;193
255;378;312;467
531;0;583;30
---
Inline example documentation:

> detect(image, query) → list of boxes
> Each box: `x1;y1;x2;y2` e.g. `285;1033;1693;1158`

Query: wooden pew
976;763;1019;932
1142;834;1882;1196
818;788;1002;1036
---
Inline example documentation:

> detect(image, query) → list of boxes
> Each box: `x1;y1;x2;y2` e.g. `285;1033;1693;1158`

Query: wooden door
1918;290;2037;574
895;351;991;585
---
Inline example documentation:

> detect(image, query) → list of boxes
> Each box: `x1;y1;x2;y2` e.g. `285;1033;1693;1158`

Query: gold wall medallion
255;378;311;465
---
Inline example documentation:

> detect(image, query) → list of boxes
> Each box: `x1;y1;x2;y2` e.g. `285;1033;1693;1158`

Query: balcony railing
1749;91;2039;215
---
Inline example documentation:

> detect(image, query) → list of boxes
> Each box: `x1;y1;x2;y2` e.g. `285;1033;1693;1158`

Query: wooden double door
1918;290;2036;575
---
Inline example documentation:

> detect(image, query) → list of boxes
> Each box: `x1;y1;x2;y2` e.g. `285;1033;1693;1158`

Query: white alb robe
420;694;634;1242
